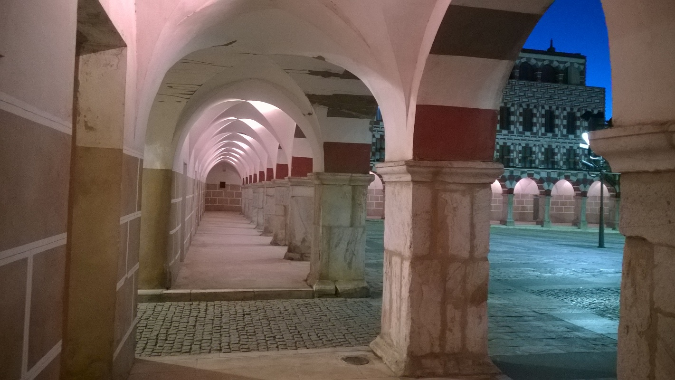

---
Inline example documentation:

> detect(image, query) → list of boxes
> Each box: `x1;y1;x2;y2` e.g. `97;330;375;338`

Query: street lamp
580;132;606;248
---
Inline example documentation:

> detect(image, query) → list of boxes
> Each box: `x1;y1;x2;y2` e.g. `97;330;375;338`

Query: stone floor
130;347;509;380
173;212;310;290
135;215;625;379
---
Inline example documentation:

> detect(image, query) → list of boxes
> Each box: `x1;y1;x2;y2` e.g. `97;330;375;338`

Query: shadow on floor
130;359;260;380
492;352;617;380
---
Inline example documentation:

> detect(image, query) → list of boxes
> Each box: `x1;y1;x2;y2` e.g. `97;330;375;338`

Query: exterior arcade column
613;197;621;231
284;177;314;261
592;125;675;380
252;183;265;230
271;179;290;246
370;161;503;378
263;182;275;236
576;195;588;230
245;185;254;222
306;173;373;297
541;193;552;228
243;185;250;220
502;192;515;226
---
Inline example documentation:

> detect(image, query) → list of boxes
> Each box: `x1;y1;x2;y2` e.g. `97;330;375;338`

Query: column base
284;250;310;261
312;280;370;298
370;335;504;379
502;220;515;226
576;222;588;230
539;221;552;228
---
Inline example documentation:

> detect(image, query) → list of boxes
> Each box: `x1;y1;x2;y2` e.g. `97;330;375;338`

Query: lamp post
580;132;605;248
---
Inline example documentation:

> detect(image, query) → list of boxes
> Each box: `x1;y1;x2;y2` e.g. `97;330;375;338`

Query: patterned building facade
492;46;618;227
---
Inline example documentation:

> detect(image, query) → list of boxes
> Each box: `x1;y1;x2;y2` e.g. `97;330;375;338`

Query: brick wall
367;188;384;219
587;195;616;225
513;193;536;222
491;193;503;221
205;184;242;212
550;194;576;223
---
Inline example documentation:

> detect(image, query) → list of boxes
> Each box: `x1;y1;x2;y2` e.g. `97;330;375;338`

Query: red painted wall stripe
253;173;258;183
267;168;274;182
259;170;265;182
276;164;289;179
291;157;313;177
413;105;497;161
248;175;252;184
323;142;371;174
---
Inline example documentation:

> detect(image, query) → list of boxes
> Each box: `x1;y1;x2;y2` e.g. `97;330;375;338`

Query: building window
519;62;536;81
523;108;534;132
566;148;577;170
544;110;556;133
219;182;226;188
499;106;511;130
566;112;577;135
541;65;558;83
522;145;534;168
544;146;556;169
498;144;511;167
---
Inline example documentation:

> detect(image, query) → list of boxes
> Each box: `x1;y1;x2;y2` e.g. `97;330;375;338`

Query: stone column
252;183;265;230
246;186;254;222
306;173;373;297
370;161;503;378
271;179;290;246
613;197;621;231
592;125;675;380
576;196;588;229
241;185;246;217
263;182;275;236
285;177;314;261
542;194;552;228
502;192;515;226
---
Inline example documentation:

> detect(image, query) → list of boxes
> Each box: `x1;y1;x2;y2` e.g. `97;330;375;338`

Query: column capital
591;124;675;173
376;160;503;184
272;179;290;187
287;177;314;187
309;172;374;186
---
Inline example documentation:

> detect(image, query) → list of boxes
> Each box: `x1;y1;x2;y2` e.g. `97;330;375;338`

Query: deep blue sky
524;0;612;118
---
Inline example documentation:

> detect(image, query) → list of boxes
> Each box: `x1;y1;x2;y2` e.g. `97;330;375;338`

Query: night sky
524;0;612;118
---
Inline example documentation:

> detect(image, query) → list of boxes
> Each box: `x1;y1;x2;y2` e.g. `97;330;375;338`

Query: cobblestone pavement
136;299;380;357
530;287;620;321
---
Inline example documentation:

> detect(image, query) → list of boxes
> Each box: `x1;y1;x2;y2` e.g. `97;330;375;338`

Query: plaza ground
134;212;624;379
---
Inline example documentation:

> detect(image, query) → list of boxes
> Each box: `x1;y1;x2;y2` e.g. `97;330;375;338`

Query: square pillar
538;195;552;228
271;179;290;246
502;193;515;226
370;161;503;378
575;195;588;229
592;125;675;380
252;183;264;230
263;182;275;236
241;185;251;220
285;177;314;261
307;173;373;298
